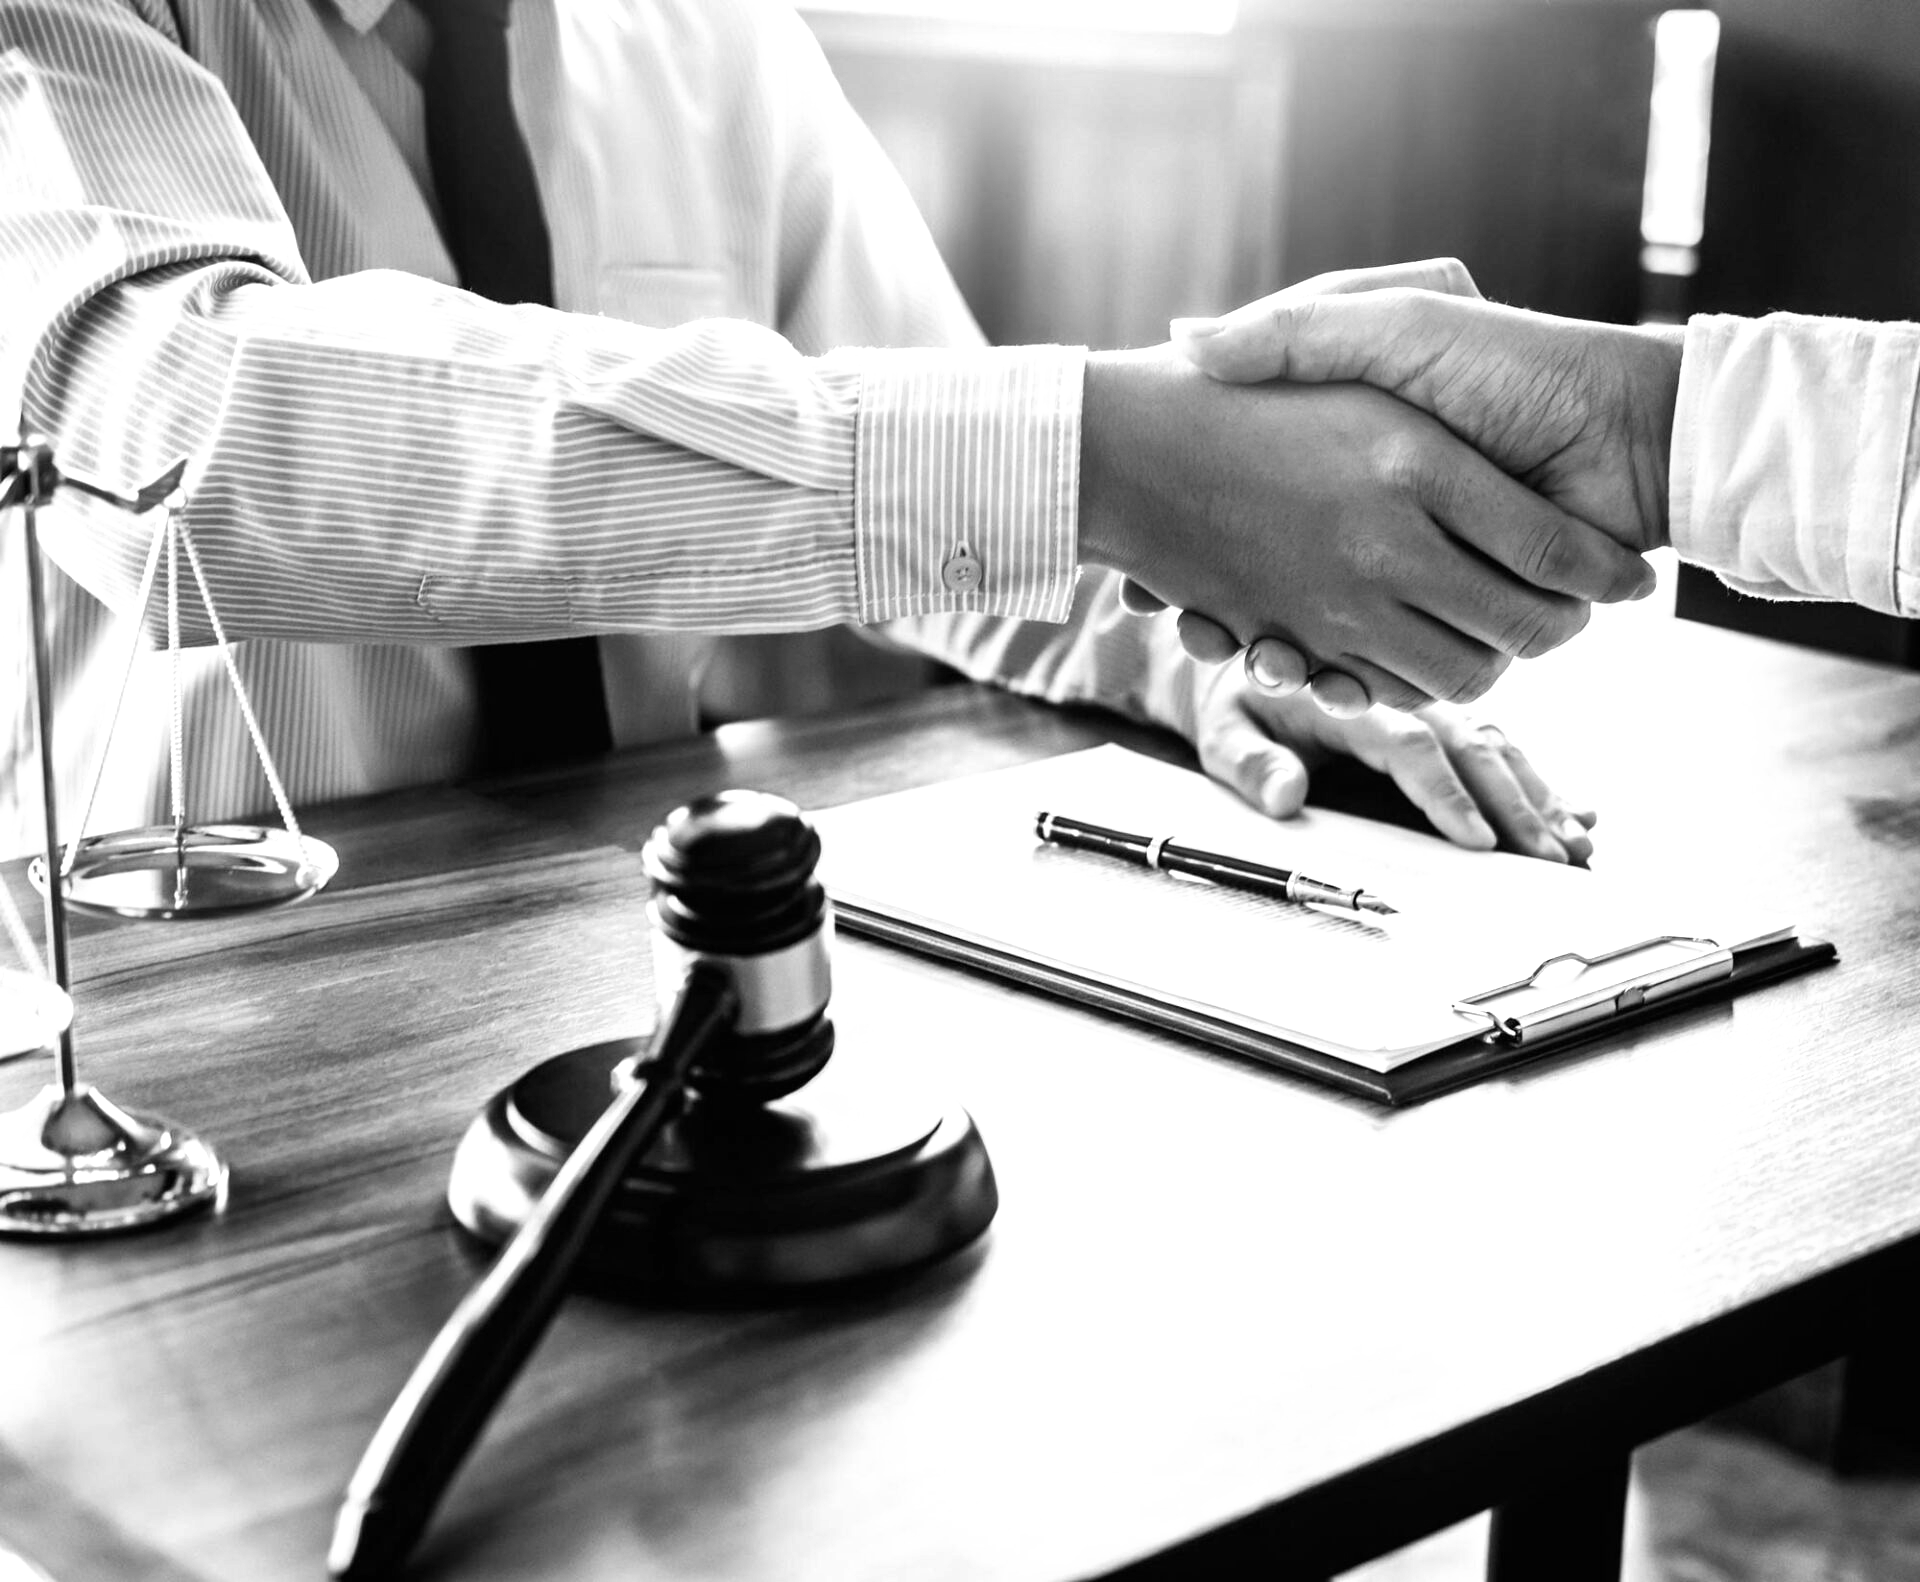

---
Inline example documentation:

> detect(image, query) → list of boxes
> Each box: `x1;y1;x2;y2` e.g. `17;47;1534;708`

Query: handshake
1076;259;1686;716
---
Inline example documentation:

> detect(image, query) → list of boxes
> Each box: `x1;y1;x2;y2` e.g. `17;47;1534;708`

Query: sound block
447;1039;997;1296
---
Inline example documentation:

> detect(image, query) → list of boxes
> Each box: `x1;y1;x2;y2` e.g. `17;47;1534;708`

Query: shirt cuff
1672;312;1920;614
833;342;1085;625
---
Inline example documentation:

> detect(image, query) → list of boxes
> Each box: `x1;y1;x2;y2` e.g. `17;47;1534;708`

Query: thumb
1272;256;1484;302
1171;289;1446;388
1197;701;1311;820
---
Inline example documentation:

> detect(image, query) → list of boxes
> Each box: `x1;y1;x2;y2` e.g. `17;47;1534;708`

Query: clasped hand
1076;309;1657;716
1136;258;1682;712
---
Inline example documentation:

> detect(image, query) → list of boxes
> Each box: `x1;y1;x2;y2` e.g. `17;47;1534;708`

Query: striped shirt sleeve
0;0;1084;647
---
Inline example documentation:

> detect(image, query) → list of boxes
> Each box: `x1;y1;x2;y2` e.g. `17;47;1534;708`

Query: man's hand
1162;263;1685;710
1078;345;1655;711
1190;658;1596;863
1172;280;1682;553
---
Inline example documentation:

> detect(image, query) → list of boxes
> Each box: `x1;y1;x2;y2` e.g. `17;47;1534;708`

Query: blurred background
800;0;1920;671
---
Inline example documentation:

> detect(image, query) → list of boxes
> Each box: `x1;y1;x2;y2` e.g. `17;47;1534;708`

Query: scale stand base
0;1082;227;1235
448;1039;997;1297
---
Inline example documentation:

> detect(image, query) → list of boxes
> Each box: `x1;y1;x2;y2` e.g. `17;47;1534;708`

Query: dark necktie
420;0;610;771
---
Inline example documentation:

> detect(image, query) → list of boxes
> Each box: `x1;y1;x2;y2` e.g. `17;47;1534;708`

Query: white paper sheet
810;746;1793;1073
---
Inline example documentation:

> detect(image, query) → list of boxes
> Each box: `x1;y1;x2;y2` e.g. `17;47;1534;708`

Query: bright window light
803;0;1238;34
1642;9;1720;271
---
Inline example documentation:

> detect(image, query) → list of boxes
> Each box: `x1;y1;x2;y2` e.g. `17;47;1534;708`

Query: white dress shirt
1673;312;1920;617
0;0;1186;854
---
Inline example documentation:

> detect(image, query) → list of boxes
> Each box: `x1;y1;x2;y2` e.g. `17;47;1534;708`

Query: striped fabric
0;0;1088;854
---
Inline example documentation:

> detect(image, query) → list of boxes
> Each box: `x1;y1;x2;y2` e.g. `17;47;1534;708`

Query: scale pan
0;969;71;1060
29;824;339;920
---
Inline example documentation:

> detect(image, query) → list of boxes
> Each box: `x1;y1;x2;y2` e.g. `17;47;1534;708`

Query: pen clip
1451;934;1733;1044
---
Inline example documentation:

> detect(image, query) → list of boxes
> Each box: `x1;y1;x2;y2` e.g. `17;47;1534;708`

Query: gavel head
640;790;834;1107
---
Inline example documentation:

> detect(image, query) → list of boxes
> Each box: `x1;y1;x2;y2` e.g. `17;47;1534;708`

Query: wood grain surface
2;610;1918;1582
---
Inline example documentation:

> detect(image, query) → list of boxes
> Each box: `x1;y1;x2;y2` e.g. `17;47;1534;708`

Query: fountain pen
1034;812;1398;916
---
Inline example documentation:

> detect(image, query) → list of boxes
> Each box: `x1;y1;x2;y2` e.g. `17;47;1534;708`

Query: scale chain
60;504;171;878
167;504;185;839
44;472;312;872
173;510;308;850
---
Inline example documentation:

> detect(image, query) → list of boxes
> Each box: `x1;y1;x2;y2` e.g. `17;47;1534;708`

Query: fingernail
1169;317;1224;340
1247;650;1288;690
1628;563;1659;600
1464;813;1498;849
1558;815;1588;845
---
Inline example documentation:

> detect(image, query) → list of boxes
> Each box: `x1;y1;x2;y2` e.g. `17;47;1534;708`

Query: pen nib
1357;895;1397;916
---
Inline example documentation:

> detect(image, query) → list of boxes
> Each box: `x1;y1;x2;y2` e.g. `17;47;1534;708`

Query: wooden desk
3;611;1919;1582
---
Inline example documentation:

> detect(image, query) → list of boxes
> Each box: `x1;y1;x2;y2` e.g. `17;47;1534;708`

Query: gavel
331;791;995;1580
634;785;838;1104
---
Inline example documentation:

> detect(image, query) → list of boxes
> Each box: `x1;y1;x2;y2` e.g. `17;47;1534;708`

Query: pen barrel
328;962;738;1582
1037;818;1306;899
1034;813;1149;863
1036;812;1384;913
1158;846;1297;898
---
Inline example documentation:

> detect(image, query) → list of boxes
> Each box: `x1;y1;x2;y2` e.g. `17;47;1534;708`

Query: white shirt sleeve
0;0;1083;647
1670;311;1920;617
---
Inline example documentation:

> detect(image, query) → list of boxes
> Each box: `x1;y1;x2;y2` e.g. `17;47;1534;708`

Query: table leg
1832;1346;1920;1472
1831;1258;1920;1475
1484;1452;1630;1582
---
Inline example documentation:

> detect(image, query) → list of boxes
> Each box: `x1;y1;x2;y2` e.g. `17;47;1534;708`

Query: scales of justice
0;435;337;1234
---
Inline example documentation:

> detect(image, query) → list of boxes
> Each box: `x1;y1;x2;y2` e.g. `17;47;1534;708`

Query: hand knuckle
1444;653;1507;705
1546;601;1591;654
1495;609;1551;659
1340;533;1407;589
1281;298;1326;371
1502;599;1586;659
1458;735;1506;771
1375;677;1431;712
1380;714;1433;751
1383;286;1442;331
1514;521;1582;588
1369;429;1431;497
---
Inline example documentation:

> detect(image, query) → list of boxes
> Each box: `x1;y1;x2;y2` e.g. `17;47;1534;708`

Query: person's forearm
6;3;1085;647
39;263;1084;645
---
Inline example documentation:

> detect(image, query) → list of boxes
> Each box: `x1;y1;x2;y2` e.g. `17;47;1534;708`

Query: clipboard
809;747;1836;1106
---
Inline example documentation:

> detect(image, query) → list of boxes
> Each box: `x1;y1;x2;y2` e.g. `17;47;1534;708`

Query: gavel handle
329;962;739;1581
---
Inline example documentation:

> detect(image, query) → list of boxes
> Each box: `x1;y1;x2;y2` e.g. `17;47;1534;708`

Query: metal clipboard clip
1451;935;1735;1044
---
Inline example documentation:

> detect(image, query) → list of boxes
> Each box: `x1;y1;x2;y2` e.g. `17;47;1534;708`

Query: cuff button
941;546;983;593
